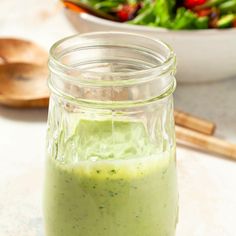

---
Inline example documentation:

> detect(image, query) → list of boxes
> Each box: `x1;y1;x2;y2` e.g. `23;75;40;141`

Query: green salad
73;0;236;29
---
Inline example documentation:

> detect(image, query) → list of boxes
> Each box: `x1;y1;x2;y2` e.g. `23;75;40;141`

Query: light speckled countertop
0;1;236;235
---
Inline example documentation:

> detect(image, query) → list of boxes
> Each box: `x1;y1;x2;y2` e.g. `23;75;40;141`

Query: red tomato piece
184;0;207;9
117;4;139;22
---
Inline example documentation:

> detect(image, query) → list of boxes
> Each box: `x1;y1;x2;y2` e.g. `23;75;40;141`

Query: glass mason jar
44;32;178;236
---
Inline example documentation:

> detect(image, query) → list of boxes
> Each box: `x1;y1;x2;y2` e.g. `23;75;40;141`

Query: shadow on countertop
0;106;48;122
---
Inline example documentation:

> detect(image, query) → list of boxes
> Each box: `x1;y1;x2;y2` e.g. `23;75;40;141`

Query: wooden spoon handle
176;125;236;160
174;110;215;135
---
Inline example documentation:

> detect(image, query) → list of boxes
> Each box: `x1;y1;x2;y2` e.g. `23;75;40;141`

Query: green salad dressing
44;119;178;236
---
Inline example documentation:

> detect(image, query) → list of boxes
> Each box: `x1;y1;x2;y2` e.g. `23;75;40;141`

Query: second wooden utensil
176;125;236;160
174;110;216;135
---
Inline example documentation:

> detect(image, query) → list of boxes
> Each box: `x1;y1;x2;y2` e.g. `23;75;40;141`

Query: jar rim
49;31;176;87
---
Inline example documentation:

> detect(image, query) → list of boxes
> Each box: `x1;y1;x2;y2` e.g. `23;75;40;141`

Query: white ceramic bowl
65;10;236;83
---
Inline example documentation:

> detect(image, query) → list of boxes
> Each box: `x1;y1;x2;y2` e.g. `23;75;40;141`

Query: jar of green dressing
44;32;178;236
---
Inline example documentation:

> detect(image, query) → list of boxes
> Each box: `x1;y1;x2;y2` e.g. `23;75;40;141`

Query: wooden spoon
0;63;49;108
0;38;48;65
